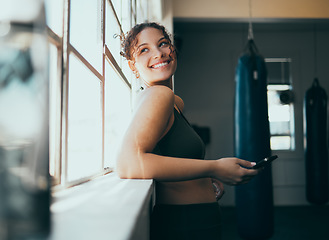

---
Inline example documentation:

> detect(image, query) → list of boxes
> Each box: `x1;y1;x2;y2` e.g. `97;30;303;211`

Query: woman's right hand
211;157;260;185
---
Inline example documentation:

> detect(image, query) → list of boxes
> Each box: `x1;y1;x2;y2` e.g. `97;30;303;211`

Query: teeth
153;62;168;68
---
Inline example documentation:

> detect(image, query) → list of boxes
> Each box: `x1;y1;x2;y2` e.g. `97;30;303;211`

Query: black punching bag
304;78;329;205
234;39;274;240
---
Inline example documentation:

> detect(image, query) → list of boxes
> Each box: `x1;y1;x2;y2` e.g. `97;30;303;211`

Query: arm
116;86;259;185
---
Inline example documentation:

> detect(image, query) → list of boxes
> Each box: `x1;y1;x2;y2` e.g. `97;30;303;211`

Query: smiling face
128;27;177;87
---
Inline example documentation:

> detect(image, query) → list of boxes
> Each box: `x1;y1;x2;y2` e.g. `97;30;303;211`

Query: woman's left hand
212;178;225;201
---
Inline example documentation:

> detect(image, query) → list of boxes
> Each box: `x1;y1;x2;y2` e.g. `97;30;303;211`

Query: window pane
49;43;60;177
70;0;102;73
131;0;136;26
267;61;290;84
270;136;291;150
270;121;290;135
268;104;290;122
136;0;147;23
111;0;122;23
121;0;131;34
267;83;295;151
122;60;133;84
106;3;122;67
67;54;102;182
104;62;131;168
45;0;64;37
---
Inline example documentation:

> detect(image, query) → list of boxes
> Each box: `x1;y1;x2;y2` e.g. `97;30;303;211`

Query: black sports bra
152;108;205;159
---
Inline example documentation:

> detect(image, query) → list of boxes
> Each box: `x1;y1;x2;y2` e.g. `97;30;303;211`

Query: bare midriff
155;178;217;205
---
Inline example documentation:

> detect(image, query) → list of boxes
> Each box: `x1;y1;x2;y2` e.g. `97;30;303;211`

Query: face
128;27;177;87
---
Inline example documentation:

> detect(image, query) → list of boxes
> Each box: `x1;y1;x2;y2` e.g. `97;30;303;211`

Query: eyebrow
136;37;167;51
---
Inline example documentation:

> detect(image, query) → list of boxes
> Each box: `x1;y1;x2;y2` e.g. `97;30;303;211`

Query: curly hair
120;22;175;61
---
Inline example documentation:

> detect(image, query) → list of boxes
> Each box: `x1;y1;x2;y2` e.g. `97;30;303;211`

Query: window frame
47;0;149;187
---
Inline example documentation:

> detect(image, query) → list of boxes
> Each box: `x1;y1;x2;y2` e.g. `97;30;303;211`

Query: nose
153;47;164;59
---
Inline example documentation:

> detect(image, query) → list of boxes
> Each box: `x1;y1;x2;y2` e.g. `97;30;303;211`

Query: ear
128;60;140;79
128;60;136;72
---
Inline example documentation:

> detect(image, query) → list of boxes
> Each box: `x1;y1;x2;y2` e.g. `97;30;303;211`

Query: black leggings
150;202;222;240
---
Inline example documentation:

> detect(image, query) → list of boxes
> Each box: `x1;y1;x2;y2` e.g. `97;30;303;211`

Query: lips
150;60;170;69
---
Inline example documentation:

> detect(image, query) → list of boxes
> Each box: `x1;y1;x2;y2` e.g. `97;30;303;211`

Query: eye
159;41;169;47
139;47;149;54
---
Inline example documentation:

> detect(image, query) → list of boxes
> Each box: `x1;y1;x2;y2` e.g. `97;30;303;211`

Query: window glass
121;0;131;34
136;0;147;23
67;54;103;182
270;136;291;150
45;0;64;37
106;2;122;68
131;0;137;26
267;84;293;150
123;63;133;85
266;58;295;151
266;61;290;84
49;43;60;177
46;0;151;185
104;62;131;168
111;0;122;23
70;0;103;73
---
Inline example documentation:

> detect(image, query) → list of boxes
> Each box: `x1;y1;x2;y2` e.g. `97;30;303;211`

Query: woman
116;22;261;240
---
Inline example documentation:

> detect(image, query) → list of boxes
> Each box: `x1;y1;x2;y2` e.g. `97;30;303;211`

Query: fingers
233;165;261;185
214;157;262;186
238;165;264;184
238;159;264;176
238;159;256;169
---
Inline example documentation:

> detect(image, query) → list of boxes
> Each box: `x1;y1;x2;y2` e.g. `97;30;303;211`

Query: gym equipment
234;39;274;240
304;78;329;205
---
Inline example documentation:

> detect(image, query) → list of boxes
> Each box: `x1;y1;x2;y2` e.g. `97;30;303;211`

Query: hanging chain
248;0;254;40
313;24;318;78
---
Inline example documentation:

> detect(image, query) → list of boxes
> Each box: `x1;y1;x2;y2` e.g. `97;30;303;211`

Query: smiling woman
116;22;262;240
120;22;177;88
128;27;177;87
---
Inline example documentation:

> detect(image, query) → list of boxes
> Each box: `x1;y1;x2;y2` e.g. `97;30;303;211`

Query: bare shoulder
174;95;184;111
136;85;175;111
144;85;174;98
126;86;175;152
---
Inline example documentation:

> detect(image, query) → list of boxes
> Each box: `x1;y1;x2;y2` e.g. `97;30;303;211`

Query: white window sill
49;173;154;240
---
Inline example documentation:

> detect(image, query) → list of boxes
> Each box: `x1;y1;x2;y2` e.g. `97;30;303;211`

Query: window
265;58;295;151
45;0;151;186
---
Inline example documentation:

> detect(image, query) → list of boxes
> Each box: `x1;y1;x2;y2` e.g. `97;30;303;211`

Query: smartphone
252;155;278;169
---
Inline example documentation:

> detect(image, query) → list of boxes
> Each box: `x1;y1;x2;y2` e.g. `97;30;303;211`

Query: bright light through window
45;0;64;37
266;59;295;151
48;43;60;177
46;0;149;185
70;0;103;73
67;54;103;182
104;63;131;168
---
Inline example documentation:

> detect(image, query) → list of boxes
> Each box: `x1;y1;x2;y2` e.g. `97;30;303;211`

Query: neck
143;78;173;90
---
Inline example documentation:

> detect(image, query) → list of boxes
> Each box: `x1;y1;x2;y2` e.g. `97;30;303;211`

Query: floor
220;206;329;240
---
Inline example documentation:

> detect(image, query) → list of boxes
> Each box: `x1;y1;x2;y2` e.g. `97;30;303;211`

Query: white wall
172;0;329;19
173;21;329;206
